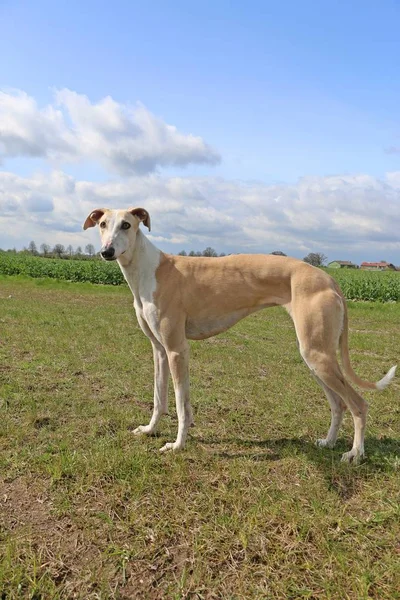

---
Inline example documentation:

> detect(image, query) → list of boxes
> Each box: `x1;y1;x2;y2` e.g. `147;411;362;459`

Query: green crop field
1;252;400;301
324;268;400;302
0;252;124;286
0;275;399;599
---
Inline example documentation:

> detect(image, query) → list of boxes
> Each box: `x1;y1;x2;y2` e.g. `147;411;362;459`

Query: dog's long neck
117;229;162;304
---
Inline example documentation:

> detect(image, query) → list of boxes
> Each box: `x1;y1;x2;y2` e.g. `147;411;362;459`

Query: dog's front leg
159;344;192;453
133;341;169;436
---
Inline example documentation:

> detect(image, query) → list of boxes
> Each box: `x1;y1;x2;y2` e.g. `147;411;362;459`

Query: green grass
0;275;399;599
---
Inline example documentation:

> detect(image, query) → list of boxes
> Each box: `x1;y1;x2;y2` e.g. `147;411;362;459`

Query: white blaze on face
99;211;134;259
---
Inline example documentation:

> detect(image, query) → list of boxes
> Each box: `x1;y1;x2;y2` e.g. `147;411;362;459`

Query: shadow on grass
192;433;400;498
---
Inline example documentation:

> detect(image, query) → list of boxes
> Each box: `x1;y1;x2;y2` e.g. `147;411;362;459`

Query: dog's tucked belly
185;304;277;340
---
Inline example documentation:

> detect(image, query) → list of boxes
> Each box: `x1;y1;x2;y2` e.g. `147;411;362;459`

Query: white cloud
0;91;75;160
386;171;400;189
2;88;398;260
1;170;400;262
0;89;220;175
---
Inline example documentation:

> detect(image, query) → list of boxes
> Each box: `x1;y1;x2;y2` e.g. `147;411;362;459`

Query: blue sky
1;0;400;263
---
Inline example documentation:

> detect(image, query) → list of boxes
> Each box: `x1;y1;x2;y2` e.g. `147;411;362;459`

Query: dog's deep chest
185;308;257;340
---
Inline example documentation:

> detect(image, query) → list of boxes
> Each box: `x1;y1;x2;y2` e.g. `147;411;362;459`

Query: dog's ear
129;207;151;231
83;209;107;230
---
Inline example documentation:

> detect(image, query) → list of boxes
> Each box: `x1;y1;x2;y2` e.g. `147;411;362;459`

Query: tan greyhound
84;207;396;463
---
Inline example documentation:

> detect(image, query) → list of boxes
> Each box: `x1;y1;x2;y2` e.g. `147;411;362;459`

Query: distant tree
53;244;65;258
203;247;218;257
178;250;187;256
271;250;287;256
195;251;202;257
85;243;96;257
303;252;327;267
40;243;51;256
75;246;83;257
219;252;226;257
66;244;74;257
28;241;38;255
189;250;196;257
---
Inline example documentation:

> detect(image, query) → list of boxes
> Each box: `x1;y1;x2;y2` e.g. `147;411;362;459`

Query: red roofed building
360;261;396;271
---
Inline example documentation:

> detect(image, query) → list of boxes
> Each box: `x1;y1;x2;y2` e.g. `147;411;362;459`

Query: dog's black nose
101;247;115;259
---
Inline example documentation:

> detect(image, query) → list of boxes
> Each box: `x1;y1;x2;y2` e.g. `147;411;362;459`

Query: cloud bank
1;169;400;259
0;89;220;175
1;88;399;261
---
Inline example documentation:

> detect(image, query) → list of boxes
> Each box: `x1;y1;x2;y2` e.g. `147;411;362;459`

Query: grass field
0;275;399;599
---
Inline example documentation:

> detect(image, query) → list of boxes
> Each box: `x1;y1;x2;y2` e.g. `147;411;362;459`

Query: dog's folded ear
129;207;151;231
83;209;107;230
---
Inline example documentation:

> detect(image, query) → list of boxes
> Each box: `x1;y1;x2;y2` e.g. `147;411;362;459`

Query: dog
83;207;396;463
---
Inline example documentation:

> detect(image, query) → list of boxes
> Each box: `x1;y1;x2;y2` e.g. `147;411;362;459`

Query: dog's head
83;207;151;261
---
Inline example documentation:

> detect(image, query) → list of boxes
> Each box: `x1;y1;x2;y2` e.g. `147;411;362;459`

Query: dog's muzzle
101;246;116;260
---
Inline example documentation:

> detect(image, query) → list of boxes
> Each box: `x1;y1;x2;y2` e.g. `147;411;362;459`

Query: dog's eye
121;221;131;230
100;221;107;229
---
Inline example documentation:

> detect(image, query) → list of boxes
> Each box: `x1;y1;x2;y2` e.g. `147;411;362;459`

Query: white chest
133;299;162;343
118;234;162;342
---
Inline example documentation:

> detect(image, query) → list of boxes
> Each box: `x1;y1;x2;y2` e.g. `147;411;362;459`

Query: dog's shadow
191;434;400;499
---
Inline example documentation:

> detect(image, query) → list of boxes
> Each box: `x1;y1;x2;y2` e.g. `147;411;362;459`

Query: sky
1;0;400;264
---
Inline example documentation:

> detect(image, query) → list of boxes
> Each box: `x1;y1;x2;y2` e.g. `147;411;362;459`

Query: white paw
159;441;183;453
341;449;364;465
133;424;155;436
316;438;335;449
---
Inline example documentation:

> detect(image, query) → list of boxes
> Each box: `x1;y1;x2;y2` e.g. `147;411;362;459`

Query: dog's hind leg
314;376;347;449
302;350;368;463
293;290;368;463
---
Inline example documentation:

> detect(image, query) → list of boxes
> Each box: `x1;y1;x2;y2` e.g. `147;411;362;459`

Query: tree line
178;248;328;266
2;241;329;267
178;247;226;257
2;241;98;260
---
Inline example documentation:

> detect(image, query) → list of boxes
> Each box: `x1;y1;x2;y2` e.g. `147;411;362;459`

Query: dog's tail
339;301;396;391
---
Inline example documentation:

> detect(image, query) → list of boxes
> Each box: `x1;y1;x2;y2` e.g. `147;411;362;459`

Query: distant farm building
328;260;358;269
360;261;397;271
